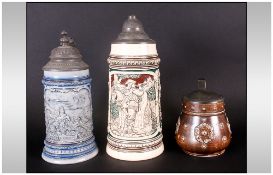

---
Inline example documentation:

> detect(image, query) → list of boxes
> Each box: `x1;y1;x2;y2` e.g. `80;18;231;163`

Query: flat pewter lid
184;79;224;103
112;15;155;44
43;31;89;71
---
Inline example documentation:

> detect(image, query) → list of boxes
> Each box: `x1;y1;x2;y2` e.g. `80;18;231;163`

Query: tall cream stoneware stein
106;15;164;161
42;31;98;164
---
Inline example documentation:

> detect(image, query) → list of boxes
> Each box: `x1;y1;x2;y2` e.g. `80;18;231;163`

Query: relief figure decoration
109;73;159;138
44;86;93;144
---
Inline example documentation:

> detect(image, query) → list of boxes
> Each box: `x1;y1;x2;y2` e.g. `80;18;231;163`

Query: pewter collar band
107;57;160;69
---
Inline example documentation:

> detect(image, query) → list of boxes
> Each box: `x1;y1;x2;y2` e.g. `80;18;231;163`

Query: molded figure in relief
44;87;92;143
110;73;158;138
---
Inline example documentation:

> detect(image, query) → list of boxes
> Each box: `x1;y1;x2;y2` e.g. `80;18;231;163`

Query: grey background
26;2;247;173
247;3;271;173
2;2;26;173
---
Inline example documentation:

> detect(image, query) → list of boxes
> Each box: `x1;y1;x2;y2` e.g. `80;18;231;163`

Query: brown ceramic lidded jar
175;79;232;157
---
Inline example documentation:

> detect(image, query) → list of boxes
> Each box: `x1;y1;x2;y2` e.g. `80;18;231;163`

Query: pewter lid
184;79;224;103
43;31;89;71
112;15;155;44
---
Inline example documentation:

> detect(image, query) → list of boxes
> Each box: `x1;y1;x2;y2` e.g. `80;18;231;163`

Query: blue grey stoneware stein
41;31;98;164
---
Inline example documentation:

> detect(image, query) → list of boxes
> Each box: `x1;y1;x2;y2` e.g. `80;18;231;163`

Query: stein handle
197;78;206;90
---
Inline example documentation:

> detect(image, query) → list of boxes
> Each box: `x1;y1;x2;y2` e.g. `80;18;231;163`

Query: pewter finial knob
198;78;206;90
61;30;67;36
60;30;70;46
113;15;155;44
129;15;136;19
122;15;145;33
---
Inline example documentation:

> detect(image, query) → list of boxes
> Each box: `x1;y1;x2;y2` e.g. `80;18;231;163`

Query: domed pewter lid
184;79;224;103
113;15;155;44
43;31;89;71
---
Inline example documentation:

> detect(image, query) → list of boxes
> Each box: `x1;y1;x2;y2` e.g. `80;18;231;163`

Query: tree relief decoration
109;70;160;139
44;84;93;144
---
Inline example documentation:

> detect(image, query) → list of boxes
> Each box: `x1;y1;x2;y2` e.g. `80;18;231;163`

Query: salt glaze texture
42;31;98;164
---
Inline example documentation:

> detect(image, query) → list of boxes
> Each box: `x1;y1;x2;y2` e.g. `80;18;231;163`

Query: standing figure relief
109;73;159;138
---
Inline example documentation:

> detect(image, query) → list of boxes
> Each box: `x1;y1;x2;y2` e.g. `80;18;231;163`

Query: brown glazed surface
175;101;232;157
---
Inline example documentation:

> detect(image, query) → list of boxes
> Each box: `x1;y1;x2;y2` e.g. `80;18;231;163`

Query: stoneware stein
41;31;98;164
106;15;164;161
175;79;231;157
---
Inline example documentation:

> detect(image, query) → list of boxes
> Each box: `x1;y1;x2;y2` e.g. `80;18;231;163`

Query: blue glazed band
42;77;92;87
43;75;91;81
42;139;98;160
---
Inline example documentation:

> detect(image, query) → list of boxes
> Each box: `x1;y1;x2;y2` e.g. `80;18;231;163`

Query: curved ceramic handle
198;78;206;90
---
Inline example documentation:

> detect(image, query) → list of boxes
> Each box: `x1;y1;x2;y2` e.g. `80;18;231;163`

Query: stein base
184;149;225;157
106;143;164;161
42;148;98;165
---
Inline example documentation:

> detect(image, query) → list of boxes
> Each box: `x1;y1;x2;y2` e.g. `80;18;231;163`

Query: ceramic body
42;70;98;164
175;100;232;157
106;49;164;161
106;15;164;161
